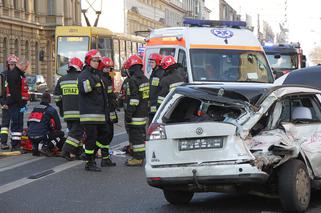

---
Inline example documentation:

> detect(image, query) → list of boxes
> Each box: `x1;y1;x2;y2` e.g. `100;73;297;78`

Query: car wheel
163;190;194;205
278;159;310;213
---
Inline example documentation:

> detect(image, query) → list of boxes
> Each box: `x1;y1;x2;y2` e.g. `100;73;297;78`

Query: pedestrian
148;53;164;122
54;57;84;160
27;92;65;156
157;55;185;107
78;49;115;172
2;56;30;151
123;55;149;166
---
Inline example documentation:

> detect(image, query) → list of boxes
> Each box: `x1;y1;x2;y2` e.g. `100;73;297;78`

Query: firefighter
99;57;118;143
157;55;185;107
123;55;149;166
4;56;30;151
54;57;84;161
78;49;115;172
0;55;19;150
28;92;64;156
148;53;164;122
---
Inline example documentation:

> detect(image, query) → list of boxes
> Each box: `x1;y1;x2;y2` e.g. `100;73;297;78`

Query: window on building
35;42;39;74
48;0;55;15
13;0;18;10
25;40;30;60
23;0;26;10
14;39;19;56
3;38;8;70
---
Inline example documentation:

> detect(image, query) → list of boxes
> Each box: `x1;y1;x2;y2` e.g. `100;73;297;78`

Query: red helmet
160;55;176;70
7;54;19;64
85;49;101;65
101;57;114;68
123;55;143;70
68;57;83;71
148;53;162;66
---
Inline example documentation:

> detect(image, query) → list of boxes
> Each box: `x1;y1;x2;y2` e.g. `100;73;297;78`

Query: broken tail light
147;123;167;140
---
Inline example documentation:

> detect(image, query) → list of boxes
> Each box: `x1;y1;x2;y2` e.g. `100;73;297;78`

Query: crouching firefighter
27;92;65;156
54;57;84;160
123;55;149;166
78;49;116;172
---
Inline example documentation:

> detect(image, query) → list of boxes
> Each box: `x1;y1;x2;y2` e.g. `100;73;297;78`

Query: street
0;101;320;213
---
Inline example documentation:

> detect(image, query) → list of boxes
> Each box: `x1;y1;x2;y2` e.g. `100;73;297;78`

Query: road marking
0;161;82;194
114;131;127;137
0;157;45;173
0;142;129;194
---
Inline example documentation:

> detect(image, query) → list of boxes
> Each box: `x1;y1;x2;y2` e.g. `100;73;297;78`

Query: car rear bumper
145;163;268;187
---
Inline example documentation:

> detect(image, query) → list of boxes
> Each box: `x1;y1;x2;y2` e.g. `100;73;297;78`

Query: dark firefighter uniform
101;71;118;143
149;66;164;121
54;68;84;159
157;65;185;107
27;93;64;156
5;66;28;151
78;64;115;171
125;58;149;166
0;69;10;150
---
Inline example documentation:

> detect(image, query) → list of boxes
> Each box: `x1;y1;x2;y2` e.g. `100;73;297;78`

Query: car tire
163;190;194;205
278;159;310;213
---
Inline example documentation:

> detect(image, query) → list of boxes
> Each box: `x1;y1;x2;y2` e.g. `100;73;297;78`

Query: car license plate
178;137;223;151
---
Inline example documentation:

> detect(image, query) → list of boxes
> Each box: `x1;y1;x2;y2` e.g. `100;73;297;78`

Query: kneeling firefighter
27;92;65;156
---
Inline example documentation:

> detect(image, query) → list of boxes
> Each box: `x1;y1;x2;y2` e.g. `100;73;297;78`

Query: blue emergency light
183;18;247;28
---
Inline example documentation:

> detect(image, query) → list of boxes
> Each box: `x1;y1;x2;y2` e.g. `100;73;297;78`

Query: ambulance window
144;48;159;76
160;48;175;57
178;49;187;69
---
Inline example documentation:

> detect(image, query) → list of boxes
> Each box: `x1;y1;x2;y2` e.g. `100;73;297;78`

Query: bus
55;26;145;92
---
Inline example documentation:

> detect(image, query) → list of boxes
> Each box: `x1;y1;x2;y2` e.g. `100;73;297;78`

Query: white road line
114;131;127;137
0;157;45;173
0;142;129;194
0;161;82;194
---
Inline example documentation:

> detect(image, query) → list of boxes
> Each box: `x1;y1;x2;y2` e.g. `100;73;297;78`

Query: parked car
146;81;321;212
26;74;48;101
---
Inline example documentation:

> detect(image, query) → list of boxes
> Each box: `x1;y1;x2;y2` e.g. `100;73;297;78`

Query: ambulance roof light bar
183;18;247;28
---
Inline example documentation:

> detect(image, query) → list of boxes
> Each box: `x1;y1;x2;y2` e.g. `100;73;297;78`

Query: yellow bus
55;26;145;92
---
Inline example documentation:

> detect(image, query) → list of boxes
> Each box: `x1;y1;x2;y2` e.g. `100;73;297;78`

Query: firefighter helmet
68;57;83;72
7;54;19;64
148;53;163;66
123;55;143;70
101;57;114;68
85;49;101;65
160;55;176;70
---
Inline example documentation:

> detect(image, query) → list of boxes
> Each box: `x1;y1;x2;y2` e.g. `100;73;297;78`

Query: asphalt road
1;101;321;212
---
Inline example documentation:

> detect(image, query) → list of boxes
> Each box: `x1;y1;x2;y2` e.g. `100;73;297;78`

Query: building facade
0;0;81;89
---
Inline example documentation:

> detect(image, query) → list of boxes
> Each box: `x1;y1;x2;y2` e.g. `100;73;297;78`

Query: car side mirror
274;54;281;59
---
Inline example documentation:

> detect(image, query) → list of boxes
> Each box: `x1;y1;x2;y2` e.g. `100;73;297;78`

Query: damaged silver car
145;83;321;213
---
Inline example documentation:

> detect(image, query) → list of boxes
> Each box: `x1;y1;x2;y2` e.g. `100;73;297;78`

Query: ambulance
144;19;274;83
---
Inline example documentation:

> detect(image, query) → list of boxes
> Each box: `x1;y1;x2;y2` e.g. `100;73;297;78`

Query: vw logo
196;127;203;135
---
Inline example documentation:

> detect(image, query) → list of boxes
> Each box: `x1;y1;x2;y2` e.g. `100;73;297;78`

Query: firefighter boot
101;148;116;167
125;158;144;167
85;155;101;172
